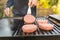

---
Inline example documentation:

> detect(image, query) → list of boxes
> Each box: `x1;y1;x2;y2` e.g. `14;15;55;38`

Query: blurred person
4;0;37;31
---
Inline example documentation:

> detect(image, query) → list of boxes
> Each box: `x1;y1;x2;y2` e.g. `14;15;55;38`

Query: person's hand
32;0;37;6
28;0;37;7
4;8;10;16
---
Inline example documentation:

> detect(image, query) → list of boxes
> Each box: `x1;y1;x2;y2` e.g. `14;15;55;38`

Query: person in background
4;0;37;31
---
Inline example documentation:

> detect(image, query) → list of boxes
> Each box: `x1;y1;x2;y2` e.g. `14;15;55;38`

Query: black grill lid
48;15;60;22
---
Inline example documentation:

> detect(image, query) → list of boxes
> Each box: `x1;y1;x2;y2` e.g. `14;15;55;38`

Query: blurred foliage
0;0;7;4
37;0;50;9
0;0;7;18
51;5;58;14
0;4;4;18
49;0;58;14
49;0;58;6
37;0;58;14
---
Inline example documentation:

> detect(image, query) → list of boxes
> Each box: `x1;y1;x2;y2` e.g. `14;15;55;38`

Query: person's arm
6;0;14;8
4;0;14;16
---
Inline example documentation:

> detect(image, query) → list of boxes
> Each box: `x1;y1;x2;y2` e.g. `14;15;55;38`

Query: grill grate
14;17;60;37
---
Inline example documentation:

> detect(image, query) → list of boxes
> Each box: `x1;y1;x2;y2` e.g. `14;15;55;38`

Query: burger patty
24;15;35;24
22;24;38;33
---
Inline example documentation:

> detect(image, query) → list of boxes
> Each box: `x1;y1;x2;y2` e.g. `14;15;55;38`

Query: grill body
14;17;60;37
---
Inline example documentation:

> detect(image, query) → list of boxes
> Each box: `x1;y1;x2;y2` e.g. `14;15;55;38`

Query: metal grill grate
14;17;60;37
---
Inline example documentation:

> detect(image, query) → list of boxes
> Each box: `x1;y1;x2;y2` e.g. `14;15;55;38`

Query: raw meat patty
38;23;53;30
37;20;48;24
24;15;35;24
22;24;37;33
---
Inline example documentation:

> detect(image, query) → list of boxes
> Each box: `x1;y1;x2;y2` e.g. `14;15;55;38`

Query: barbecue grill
13;17;60;37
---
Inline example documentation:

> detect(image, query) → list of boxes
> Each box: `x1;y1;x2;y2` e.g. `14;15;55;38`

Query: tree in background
57;0;60;17
36;0;58;16
37;0;58;14
49;0;58;14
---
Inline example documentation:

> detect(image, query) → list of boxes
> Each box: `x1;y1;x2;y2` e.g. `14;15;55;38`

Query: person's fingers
28;0;38;7
4;8;10;16
32;0;38;6
28;0;34;7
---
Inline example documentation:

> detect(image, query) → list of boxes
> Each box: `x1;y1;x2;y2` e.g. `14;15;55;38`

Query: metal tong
27;6;31;14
